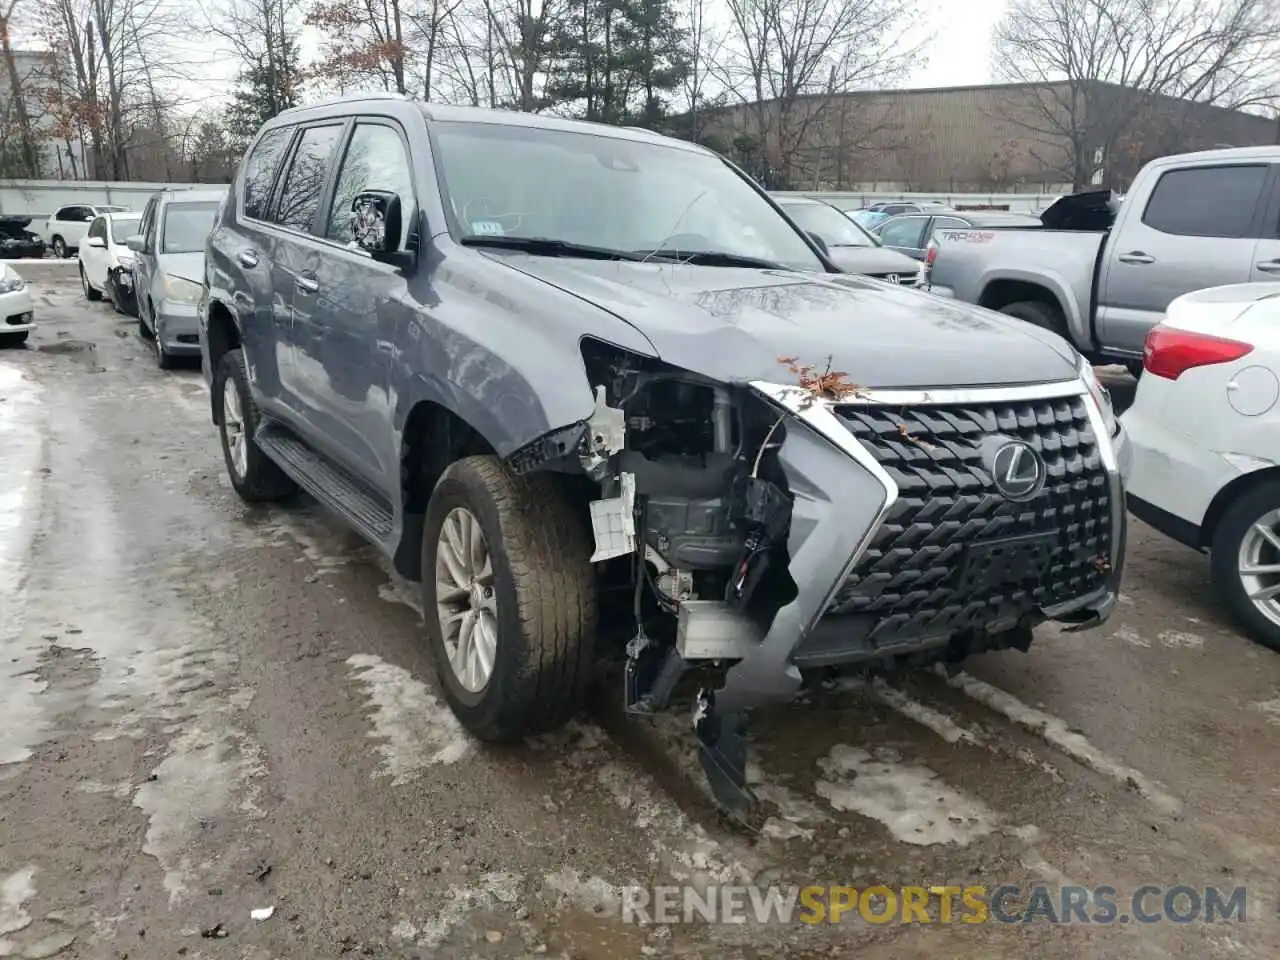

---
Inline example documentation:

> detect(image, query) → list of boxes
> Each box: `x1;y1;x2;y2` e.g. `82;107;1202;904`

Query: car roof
954;211;1041;225
105;211;142;219
271;95;715;158
157;188;228;204
775;196;823;206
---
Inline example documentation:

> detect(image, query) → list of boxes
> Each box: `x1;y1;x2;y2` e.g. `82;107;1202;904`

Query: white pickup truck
928;145;1280;374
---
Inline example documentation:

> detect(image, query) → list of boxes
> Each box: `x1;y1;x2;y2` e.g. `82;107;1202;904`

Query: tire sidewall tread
213;348;296;503
422;456;597;741
1210;481;1280;652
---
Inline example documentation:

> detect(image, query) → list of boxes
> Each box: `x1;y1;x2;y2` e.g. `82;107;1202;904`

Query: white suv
43;204;128;258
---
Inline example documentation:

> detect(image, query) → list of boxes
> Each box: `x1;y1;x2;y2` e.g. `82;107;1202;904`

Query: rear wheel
213;348;297;502
422;456;598;740
52;236;67;259
998;299;1068;339
1210;482;1280;652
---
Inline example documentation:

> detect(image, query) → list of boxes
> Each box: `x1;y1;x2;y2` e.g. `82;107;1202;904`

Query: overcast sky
170;0;1008;109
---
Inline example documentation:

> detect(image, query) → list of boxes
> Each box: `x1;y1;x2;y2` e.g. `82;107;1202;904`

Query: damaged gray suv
200;94;1131;824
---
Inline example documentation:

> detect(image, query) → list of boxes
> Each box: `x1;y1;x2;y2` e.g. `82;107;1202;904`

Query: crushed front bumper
693;377;1127;821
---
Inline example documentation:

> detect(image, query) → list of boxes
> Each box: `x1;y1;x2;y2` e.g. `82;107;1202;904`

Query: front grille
866;271;919;287
815;394;1113;651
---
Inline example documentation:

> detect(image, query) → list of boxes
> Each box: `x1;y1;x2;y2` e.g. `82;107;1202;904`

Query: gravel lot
2;264;1278;959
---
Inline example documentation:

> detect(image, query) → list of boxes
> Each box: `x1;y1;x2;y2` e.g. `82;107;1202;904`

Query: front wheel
1210;482;1280;652
52;236;67;259
213;348;297;503
422;456;598;740
81;265;101;302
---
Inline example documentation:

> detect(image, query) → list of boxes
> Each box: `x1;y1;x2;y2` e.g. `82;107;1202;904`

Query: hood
491;254;1080;389
825;246;921;275
156;251;205;283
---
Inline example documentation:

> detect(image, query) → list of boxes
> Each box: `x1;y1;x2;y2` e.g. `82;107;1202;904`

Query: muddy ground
2;263;1278;959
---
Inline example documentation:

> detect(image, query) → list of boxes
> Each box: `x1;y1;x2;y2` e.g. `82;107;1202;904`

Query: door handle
295;275;319;294
1117;251;1156;265
1256;260;1280;274
238;250;259;268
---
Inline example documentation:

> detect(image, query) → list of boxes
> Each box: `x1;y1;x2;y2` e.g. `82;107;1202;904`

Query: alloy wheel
434;506;498;693
1237;507;1280;629
221;375;248;480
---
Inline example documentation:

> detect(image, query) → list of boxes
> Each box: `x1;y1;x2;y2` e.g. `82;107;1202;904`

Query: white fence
1;179;1062;219
0;179;227;217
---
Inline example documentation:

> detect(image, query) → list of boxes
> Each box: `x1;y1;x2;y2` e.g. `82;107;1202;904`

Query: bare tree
206;0;305;137
1;0;43;176
719;0;925;187
676;0;725;142
307;0;412;94
995;0;1280;189
433;0;560;110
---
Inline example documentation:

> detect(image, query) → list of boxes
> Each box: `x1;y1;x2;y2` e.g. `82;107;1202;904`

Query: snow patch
815;744;999;846
1248;697;1280;726
1158;630;1204;649
0;867;37;936
133;710;266;904
0;364;48;766
415;872;522;949
944;668;1181;816
346;654;471;782
1114;625;1150;648
544;868;622;916
873;679;986;744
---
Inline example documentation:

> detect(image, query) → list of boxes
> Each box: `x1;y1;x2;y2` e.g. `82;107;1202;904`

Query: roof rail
279;91;412;114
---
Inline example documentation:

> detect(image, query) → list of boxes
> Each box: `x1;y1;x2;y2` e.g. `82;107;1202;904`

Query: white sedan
0;262;34;347
1123;282;1280;650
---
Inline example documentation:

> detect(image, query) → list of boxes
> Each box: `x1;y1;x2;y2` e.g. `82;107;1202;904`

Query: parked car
848;209;889;230
0;262;34;347
0;216;47;259
202;96;1128;824
1123;282;1280;650
774;196;924;285
927;145;1280;375
78;211;143;315
43;204;129;258
129;189;225;368
874;210;1043;261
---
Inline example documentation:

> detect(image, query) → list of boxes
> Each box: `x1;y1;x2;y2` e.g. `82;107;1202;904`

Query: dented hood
495;255;1080;389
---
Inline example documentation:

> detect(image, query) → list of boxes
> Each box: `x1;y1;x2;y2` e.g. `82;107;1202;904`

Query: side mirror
807;231;829;256
85;236;106;249
126;235;145;253
350;190;403;258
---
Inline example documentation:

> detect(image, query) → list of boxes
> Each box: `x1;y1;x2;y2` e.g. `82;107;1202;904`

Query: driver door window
324;122;415;249
877;216;928;249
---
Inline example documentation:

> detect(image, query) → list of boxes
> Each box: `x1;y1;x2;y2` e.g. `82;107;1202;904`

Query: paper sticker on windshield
471;221;504;236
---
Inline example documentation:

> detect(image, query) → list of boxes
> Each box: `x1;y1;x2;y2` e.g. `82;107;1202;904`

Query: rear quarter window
241;126;295;221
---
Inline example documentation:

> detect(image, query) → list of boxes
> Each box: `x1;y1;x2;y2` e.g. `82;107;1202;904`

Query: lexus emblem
885;273;900;283
990;441;1046;501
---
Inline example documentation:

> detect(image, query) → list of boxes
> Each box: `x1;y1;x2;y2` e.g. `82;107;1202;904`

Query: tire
999;300;1067;339
81;265;101;301
0;331;29;347
1210;481;1280;652
52;236;67;259
422;456;598;740
213;348;297;502
155;326;178;370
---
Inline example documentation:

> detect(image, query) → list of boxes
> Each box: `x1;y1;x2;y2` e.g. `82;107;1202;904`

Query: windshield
111;217;141;243
431;120;824;272
779;203;875;247
160;202;219;254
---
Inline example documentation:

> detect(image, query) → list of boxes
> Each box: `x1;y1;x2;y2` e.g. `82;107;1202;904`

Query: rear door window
242;126;294;221
877;216;928;249
1141;165;1269;238
272;124;345;233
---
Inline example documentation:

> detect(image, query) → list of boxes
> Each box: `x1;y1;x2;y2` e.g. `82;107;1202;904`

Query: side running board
256;422;395;543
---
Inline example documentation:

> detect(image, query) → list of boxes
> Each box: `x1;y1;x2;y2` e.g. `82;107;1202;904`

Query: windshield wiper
632;248;788;270
460;235;643;261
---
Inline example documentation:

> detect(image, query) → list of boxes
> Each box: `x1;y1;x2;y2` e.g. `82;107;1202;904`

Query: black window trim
238;123;301;226
878;214;929;246
313;115;419;261
256;118;352;237
1140;161;1273;240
